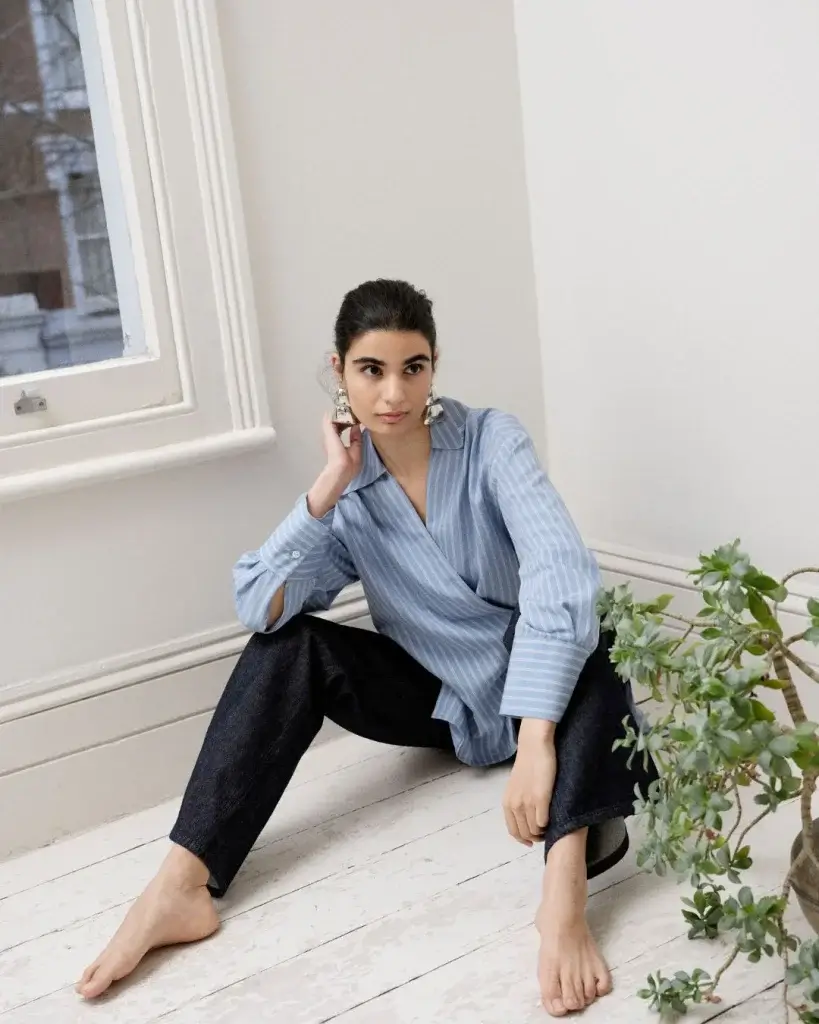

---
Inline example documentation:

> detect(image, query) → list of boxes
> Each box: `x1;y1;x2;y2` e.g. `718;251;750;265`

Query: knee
249;613;315;644
247;614;339;657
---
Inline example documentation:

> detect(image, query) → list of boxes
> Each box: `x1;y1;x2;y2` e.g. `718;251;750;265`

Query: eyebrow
350;354;431;366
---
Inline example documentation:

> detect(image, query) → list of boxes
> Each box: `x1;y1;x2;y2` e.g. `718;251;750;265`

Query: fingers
535;791;550;832
503;805;532;847
523;803;539;842
515;790;549;843
516;807;536;845
322;412;344;447
348;424;363;452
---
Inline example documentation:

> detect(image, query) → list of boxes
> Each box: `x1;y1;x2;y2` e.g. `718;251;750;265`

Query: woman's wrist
518;717;557;746
306;467;348;520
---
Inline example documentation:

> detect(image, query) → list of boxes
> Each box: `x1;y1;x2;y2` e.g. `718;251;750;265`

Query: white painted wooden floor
0;733;804;1023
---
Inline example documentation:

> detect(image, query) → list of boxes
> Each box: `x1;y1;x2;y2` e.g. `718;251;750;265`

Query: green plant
599;543;819;1021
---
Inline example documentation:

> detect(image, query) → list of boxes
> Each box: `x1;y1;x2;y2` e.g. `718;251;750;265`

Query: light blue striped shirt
234;398;600;767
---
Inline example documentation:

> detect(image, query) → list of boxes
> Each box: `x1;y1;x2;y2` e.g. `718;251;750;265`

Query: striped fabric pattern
233;398;600;767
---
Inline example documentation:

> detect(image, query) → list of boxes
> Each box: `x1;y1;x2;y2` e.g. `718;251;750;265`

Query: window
0;0;273;499
44;0;85;94
66;171;116;311
31;0;86;101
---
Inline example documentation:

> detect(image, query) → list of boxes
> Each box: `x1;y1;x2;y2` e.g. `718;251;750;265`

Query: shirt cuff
499;633;591;723
258;494;334;581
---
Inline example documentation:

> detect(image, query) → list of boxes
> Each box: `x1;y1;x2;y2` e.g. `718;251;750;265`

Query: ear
330;353;343;381
432;350;440;375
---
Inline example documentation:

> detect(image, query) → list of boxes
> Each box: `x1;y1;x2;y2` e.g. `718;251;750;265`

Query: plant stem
670;621;697;653
785;630;808;647
662;611;709;629
771;652;819;876
782;568;819;587
708;943;740;995
774;651;808;725
726;782;743;843
783;953;791;1023
801;769;819;873
783;647;819;687
736;807;772;851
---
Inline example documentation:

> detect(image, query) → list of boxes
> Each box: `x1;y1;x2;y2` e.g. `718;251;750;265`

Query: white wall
515;0;819;577
0;0;543;857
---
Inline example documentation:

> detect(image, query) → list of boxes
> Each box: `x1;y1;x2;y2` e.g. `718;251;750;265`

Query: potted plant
598;542;819;1021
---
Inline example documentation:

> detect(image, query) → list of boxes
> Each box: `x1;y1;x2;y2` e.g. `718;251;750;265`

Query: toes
79;964;114;1000
541;969;567;1017
560;971;585;1013
582;969;599;1006
76;960;100;990
596;967;613;997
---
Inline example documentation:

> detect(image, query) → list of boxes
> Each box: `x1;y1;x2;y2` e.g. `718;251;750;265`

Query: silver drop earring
333;383;356;426
423;385;444;426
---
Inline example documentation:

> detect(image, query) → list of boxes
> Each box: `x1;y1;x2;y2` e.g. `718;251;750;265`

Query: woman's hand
502;720;557;847
307;414;363;519
322;412;363;484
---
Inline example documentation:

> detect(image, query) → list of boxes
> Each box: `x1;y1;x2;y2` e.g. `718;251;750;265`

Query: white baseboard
0;583;370;723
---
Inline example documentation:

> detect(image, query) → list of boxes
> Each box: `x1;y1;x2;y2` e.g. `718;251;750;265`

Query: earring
333;383;356;425
423;385;444;426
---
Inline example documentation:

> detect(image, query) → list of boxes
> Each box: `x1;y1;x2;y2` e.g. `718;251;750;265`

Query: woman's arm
488;412;600;845
233;498;359;632
234;416;363;633
488;413;601;725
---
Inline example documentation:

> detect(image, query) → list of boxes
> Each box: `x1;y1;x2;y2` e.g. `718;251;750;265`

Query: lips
377;412;408;423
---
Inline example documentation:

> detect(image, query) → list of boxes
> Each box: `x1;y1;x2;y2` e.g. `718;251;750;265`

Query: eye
361;365;382;377
405;363;425;376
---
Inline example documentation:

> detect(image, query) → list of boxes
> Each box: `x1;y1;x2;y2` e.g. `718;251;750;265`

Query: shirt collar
344;396;467;494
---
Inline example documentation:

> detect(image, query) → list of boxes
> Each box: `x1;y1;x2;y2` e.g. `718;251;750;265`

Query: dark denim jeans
170;614;656;896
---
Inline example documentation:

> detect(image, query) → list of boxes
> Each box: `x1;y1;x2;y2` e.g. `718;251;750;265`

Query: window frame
0;0;273;500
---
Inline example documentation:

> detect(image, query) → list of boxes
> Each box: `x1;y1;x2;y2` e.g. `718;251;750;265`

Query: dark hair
334;279;437;365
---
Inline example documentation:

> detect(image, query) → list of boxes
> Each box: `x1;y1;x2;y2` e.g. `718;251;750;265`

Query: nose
382;374;406;407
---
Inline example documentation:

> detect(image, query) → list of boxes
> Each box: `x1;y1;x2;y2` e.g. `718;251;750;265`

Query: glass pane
78;235;116;302
50;0;85;92
68;175;106;236
0;0;130;379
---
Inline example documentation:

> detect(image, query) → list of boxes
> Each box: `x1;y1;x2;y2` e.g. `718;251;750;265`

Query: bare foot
75;845;219;1000
536;832;612;1016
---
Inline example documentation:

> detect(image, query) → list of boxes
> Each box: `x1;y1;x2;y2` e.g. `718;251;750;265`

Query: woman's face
335;330;435;439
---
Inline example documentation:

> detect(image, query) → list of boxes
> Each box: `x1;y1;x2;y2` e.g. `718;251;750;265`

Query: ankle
160;843;211;889
546;827;588;866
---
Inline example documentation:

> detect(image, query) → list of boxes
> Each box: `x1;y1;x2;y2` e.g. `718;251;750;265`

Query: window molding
0;0;274;499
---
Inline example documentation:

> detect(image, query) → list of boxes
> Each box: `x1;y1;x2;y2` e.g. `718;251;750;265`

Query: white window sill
0;426;276;503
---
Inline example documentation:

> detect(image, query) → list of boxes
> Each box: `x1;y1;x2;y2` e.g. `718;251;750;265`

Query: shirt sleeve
232;495;359;633
488;414;601;723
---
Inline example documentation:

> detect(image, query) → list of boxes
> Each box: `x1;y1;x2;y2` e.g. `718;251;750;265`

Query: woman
77;279;655;1017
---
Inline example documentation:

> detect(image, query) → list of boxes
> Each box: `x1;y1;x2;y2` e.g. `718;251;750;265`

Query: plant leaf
769;734;800;757
748;573;782;594
751;699;775;723
748;590;779;631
